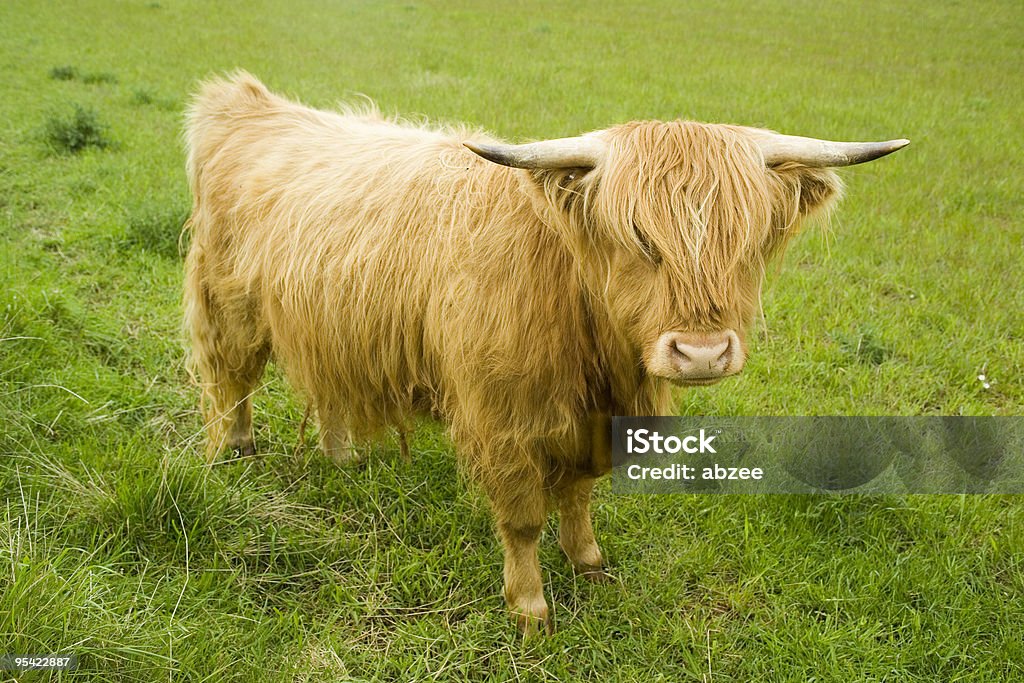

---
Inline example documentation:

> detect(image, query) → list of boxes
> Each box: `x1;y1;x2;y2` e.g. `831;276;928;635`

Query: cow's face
525;122;842;386
467;120;904;386
596;238;762;387
579;122;842;385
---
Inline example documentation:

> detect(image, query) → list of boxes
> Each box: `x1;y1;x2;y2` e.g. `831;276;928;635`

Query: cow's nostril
716;344;731;365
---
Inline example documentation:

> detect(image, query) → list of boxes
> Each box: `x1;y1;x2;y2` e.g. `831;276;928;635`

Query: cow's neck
582;289;672;419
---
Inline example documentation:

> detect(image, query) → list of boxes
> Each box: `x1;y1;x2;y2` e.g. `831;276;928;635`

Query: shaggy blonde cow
183;72;906;634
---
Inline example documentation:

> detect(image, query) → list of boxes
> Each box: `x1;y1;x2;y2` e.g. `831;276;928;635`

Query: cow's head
467;124;906;386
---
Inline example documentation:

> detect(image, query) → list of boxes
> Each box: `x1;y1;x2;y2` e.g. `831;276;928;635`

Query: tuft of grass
49;65;78;80
43;104;111;154
48;66;118;85
131;87;177;110
836;324;893;366
81;71;118;85
120;202;191;259
131;88;154;105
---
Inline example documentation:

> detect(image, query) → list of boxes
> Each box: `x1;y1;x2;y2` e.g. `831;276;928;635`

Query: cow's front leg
556;476;610;582
316;402;359;464
487;467;551;636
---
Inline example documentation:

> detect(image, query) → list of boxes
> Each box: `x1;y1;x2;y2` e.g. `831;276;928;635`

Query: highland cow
183;72;906;634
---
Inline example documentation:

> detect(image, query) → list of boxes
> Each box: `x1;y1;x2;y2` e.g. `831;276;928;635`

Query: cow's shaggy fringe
182;71;841;630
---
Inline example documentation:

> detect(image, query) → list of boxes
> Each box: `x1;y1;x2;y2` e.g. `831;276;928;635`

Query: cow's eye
633;223;662;266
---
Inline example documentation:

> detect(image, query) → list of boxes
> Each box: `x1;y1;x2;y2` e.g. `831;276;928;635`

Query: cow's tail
183;70;274;197
181;70;274;264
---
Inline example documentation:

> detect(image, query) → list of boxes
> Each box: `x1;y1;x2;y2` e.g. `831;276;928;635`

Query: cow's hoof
320;431;363;465
515;609;553;637
509;594;552;637
325;447;364;466
576;564;612;583
231;440;256;457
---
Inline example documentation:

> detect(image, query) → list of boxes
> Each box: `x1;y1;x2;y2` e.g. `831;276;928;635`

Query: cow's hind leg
486;461;551;636
555;477;610;582
193;339;269;460
185;274;270;461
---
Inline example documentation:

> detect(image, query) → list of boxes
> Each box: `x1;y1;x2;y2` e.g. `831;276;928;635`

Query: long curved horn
464;135;606;169
753;133;909;168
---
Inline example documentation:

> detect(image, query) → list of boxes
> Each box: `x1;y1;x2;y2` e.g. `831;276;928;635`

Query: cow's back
185;74;587;442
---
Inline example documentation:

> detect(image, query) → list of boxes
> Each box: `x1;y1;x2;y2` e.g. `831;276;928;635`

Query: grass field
1;0;1022;680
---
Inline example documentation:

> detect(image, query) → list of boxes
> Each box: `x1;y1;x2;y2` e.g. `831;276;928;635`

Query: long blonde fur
182;72;842;629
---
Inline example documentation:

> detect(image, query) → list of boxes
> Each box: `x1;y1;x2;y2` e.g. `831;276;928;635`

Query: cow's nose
664;330;742;380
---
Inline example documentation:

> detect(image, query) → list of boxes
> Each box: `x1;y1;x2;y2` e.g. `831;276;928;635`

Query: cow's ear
531;167;597;219
774;164;844;220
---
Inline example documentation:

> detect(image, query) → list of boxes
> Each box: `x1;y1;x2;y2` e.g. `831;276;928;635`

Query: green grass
42;105;112;154
1;0;1022;680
